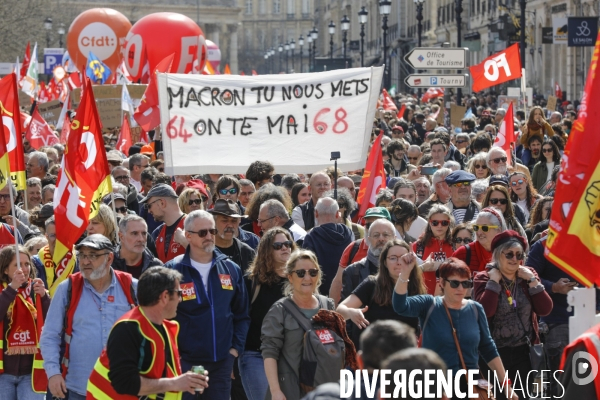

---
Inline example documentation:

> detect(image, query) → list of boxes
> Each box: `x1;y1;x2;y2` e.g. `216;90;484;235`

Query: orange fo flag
0;73;26;190
470;44;522;93
545;31;600;287
53;77;112;265
493;103;515;166
381;89;397;111
356;133;387;219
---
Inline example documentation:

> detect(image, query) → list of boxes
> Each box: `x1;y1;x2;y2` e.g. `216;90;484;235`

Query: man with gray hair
42;183;55;204
165;210;249;400
417;168;452;217
257;199;306;245
549;111;562;124
112;214;163;279
24;177;42;210
413;176;431;206
128;153;150;192
26;151;49;179
302;197;353;295
0;180;36;239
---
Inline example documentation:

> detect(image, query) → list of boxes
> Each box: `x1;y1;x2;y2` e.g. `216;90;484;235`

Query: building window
477;0;480;14
274;0;281;14
245;0;252;14
259;0;266;14
302;0;310;14
287;0;294;15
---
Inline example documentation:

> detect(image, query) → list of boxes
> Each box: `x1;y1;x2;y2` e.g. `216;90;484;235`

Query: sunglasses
542;148;554;153
407;157;419;162
114;175;130;182
473;224;499;232
503;251;525;260
456;140;468;144
143;199;162;210
115;206;128;213
430;220;450;227
446;279;474;289
474;164;487;169
219;188;238;195
511;179;525;186
452;182;471;188
491;157;508;164
188;199;203;206
489;198;508;205
187;228;218;237
453;237;473;245
272;241;293;250
293;268;319;278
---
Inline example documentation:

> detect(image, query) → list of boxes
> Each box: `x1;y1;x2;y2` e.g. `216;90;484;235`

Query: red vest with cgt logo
156;216;187;264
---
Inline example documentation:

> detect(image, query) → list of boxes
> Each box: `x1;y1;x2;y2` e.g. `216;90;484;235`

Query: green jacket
531;161;552;192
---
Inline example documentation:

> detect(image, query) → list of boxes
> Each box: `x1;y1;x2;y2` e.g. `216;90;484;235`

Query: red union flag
470;44;522;93
356;133;386;219
116;113;132;155
53;77;112;265
0;73;27;190
493;103;515;165
381;89;397;111
545;31;600;287
134;53;175;131
25;108;59;149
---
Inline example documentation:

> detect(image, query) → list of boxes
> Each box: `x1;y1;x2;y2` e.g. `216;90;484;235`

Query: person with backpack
40;234;138;400
261;250;356;400
240;227;297;400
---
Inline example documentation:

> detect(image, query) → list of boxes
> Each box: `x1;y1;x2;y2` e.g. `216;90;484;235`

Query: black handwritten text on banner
157;67;383;174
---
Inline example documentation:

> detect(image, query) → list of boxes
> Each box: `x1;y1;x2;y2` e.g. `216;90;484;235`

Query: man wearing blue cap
444;170;480;224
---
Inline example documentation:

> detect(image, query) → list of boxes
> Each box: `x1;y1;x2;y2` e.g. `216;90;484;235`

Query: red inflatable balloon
122;13;207;81
66;8;131;77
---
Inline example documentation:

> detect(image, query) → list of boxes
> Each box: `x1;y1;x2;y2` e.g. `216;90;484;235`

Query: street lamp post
58;23;66;48
278;44;283;73
341;15;350;64
310;27;318;71
264;53;269;74
455;0;463;105
328;21;336;59
414;0;424;98
44;17;53;48
379;0;392;90
520;0;526;70
290;39;295;72
284;42;290;73
358;6;368;68
298;35;304;72
307;35;313;72
270;48;275;74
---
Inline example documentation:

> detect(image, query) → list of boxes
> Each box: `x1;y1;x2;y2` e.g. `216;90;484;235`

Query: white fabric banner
157;67;383;174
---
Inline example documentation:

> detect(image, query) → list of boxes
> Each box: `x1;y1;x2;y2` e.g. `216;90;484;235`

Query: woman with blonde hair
468;152;491;180
86;204;117;244
178;188;205;214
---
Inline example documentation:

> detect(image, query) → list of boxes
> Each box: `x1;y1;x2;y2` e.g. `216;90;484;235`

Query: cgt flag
381;89;397;111
53;77;112;265
134;53;175;131
0;73;27;191
356;132;386;219
116;113;132;155
493;102;516;166
545;31;600;286
470;44;522;93
25;107;59;149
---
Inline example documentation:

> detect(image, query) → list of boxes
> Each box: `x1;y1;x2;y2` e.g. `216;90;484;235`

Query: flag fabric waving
53;77;112;265
37;82;50;103
25;108;59;149
421;87;444;103
470;44;522;93
116;114;132;155
555;82;563;100
21;43;38;98
381;89;397;111
134;53;175;131
493;103;515;166
396;103;406;120
0;77;15;191
224;64;231;75
86;51;112;84
356;133;386;219
121;84;138;127
545;31;600;287
19;42;31;87
0;73;27;191
59;114;70;144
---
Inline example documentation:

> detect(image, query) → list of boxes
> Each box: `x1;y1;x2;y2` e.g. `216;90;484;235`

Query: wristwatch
527;276;538;284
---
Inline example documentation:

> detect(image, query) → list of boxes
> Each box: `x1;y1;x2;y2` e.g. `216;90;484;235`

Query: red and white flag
555;82;563;100
493;103;515;165
116;59;132;84
396;103;406;120
116;113;132;155
59;114;70;144
19;42;31;87
134;53;175;131
356;133;386;219
381;89;397;111
470;44;522;93
37;82;50;103
421;87;444;103
25;108;59;149
68;72;82;90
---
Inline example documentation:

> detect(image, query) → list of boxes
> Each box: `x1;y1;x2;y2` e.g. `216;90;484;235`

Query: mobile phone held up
420;166;438;175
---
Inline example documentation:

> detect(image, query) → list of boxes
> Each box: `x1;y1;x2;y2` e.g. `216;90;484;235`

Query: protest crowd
1;28;600;400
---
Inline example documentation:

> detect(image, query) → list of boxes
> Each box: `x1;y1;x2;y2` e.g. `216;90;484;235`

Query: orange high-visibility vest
86;307;182;400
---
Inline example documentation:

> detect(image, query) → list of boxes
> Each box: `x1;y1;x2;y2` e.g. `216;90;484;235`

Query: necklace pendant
512;299;517;308
507;296;513;305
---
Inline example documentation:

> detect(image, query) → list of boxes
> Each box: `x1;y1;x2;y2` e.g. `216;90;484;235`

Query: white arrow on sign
404;74;468;88
403;48;467;69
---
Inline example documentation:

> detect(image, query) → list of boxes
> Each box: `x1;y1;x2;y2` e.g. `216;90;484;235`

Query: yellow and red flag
545;31;600;287
53;77;112;265
0;73;26;190
356;133;386;220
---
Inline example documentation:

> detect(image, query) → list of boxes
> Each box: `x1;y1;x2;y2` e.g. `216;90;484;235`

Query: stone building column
229;24;239;74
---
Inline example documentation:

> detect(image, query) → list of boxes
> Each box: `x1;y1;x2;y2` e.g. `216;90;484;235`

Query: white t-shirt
546;162;555;183
190;260;212;290
516;198;530;223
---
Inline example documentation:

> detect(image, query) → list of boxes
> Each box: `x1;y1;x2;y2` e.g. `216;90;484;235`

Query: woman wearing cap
86;204;118;244
452;208;507;276
482;185;527;243
388;198;418;244
508;172;542;223
393;256;517;400
178;188;205;214
474;231;552;397
413;205;455;294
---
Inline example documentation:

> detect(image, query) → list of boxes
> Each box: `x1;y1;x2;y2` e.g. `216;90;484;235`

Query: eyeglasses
115;206;128;213
473;224;499;232
313;183;331;189
453;237;473;245
76;253;110;262
511;179;525;186
257;216;276;225
386;256;405;263
456;140;468;144
171;289;183;300
430;220;450;227
0;194;11;202
491;157;508;164
489;198;508;205
503;251;525;260
292;269;319;278
187;228;218;237
272;241;293;250
451;182;471;188
114;175;130;182
369;233;394;240
446;279;473;289
407;157;419;162
474;164;487;170
542;148;554;153
143;199;162;210
188;199;203;206
219;188;238;195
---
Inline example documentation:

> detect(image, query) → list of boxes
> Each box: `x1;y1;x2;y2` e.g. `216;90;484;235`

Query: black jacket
298;200;316;231
341;258;378;302
217;238;256;274
111;246;163;275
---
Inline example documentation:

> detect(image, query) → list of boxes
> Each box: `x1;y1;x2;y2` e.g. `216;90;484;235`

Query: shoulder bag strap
251;281;261;305
442;300;469;372
281;297;313;332
511;291;533;346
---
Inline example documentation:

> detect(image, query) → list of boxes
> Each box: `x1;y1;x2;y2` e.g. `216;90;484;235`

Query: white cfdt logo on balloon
78;22;118;60
572;351;599;386
483;53;512;82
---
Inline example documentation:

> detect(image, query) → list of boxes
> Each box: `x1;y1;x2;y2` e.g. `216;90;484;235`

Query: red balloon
122;13;207;81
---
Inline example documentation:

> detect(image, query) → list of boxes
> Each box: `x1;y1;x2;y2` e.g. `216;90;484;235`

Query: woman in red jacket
413;205;455;294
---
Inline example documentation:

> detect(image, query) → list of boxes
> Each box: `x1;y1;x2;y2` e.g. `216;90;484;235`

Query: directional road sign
404;74;468;88
404;48;468;69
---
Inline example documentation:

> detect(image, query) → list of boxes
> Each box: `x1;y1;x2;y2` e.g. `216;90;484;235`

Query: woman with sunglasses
482;185;527;243
215;175;245;213
240;228;296;400
474;231;552;398
413;205;455;294
531;139;561;192
508;172;542;223
337;240;426;347
261;250;340;400
452;208;507;276
178;188;205;214
393;257;517;400
451;223;474;252
468;152;490;179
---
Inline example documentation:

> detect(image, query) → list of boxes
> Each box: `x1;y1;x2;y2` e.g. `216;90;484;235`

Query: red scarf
3;281;42;355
